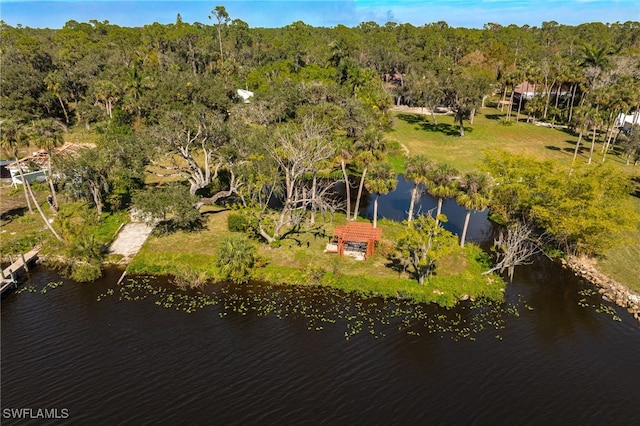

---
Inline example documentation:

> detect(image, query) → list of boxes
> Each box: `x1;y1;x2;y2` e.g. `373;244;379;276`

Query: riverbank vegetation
1;13;639;299
126;208;503;306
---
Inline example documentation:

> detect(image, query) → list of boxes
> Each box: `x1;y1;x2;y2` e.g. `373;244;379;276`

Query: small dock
1;246;41;295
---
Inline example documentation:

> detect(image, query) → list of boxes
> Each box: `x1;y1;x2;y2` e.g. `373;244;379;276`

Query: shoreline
561;255;640;322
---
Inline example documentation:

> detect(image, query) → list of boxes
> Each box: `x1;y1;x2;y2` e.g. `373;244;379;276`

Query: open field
388;107;640;294
388;107;636;172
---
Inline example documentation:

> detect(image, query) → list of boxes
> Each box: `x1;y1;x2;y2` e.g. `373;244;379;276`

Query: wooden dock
1;246;41;295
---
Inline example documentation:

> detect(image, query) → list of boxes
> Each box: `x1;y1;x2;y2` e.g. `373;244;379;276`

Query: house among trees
513;81;569;103
615;111;640;132
6;143;85;187
7;151;49;187
513;81;538;101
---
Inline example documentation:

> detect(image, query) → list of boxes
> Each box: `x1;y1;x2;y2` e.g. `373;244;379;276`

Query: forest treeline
1;11;639;283
2;15;639;126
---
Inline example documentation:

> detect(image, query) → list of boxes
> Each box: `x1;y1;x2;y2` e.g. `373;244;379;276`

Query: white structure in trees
237;89;254;103
614;111;640;131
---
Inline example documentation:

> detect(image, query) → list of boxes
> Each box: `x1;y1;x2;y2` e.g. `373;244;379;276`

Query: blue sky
1;1;639;29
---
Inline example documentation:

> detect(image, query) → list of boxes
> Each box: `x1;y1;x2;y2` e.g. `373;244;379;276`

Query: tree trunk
407;184;418;223
258;225;275;244
506;91;515;121
568;83;577;123
352;166;368;221
600;111;616;161
46;151;59;210
571;126;585;172
435;197;444;225
57;95;69;124
460;210;471;248
543;79;556;119
587;125;597;165
587;104;599;164
14;157;33;213
310;173;317;226
217;26;224;62
500;86;507;112
458;113;465;137
341;158;351;219
25;180;63;241
89;181;103;218
373;195;379;228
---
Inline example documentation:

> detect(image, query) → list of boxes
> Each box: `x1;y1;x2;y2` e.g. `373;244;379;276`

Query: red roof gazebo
332;222;382;260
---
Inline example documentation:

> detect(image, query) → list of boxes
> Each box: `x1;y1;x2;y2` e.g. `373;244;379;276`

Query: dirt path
109;221;155;262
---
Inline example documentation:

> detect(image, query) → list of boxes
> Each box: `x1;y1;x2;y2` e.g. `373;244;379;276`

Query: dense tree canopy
1;13;638;272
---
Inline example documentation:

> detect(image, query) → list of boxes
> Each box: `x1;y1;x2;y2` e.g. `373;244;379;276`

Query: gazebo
329;222;382;261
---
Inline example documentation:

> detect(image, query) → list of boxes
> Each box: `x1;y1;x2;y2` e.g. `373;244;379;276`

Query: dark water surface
3;264;639;425
2;178;640;424
361;175;493;243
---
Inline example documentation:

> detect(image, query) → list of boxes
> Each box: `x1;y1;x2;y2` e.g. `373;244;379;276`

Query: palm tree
351;127;387;221
0;119;33;213
586;88;609;165
31;118;64;210
215;234;256;284
209;6;230;62
456;172;491;247
45;71;70;124
0;120;62;241
123;61;154;118
93;80;120;119
364;162;397;228
570;105;595;173
333;137;354;219
580;43;610;90
404;155;433;223
426;163;459;225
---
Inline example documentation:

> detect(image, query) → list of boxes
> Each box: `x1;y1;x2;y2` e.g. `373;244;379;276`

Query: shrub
215;234;256;284
227;213;248;232
172;266;210;290
304;264;326;284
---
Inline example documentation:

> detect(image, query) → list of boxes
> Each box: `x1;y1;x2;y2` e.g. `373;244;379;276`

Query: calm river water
2;177;640;424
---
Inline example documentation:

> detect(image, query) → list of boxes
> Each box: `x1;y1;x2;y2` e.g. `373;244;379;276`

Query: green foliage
303;264;327;285
227;213;248;232
483;149;640;255
395;214;462;285
68;260;103;283
215;234;257;284
42;207;129;282
48;256;103;283
132;184;202;232
172;265;211;290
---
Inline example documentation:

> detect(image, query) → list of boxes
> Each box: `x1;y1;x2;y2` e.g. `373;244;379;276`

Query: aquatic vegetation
91;276;540;341
578;288;622;321
14;281;63;294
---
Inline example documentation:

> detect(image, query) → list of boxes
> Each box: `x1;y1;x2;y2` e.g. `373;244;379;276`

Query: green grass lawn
128;208;504;305
388;108;634;171
389;107;640;292
1;183;55;255
598;197;640;294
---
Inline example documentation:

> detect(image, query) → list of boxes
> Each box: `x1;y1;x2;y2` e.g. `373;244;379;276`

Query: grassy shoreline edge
124;210;506;307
